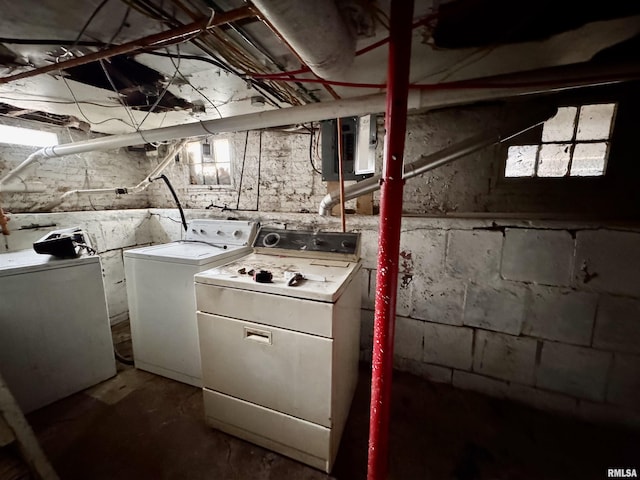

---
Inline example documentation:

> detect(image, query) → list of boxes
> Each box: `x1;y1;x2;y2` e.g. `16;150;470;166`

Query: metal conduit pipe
251;0;356;79
318;105;558;216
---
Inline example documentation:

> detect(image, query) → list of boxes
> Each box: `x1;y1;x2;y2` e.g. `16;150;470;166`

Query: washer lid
194;252;362;302
0;249;99;277
124;242;250;266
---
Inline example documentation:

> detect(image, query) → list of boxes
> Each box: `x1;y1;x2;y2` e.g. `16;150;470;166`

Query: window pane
505;145;537;177
538;143;570;177
576;103;616;141
213;139;230;163
542;107;577;142
570;142;607;176
0;125;59;147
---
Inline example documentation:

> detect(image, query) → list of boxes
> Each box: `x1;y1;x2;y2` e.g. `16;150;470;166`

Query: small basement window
505;103;616;178
186;138;232;187
0;124;59;147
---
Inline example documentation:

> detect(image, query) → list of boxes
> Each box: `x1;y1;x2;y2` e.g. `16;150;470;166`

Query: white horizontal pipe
1;60;637;193
0;181;46;193
42;140;187;210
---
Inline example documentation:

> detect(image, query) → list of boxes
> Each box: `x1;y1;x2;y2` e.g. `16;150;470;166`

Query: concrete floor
11;324;640;479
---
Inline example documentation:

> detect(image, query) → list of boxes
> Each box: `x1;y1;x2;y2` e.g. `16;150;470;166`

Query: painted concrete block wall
145;130;362;214
0;118;149;213
2;210;152;324
362;222;640;429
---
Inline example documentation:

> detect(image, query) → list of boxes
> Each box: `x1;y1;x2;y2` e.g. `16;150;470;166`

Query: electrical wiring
235;130;249;210
106;4;133;46
72;0;113;50
0;95;126;108
137;46;182;129
245;75;386;89
256;130;262;211
167;54;223;119
60;74;137;128
308;123;321;175
0;37;106;47
99;59;140;129
129;0;302;107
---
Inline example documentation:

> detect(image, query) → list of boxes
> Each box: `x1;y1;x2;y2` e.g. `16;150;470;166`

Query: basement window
505;103;616;178
0;125;59;147
186;138;232;187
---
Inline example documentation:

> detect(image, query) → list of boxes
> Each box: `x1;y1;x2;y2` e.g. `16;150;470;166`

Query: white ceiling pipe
41;140;187;211
0;60;637;194
318;105;558;215
252;0;356;79
0;181;46;193
0;93;397;193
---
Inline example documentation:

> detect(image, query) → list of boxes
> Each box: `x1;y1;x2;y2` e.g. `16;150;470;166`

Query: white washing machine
194;227;362;473
0;247;116;413
124;219;257;387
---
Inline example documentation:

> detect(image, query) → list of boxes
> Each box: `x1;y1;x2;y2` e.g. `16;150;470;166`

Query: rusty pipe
0;6;256;85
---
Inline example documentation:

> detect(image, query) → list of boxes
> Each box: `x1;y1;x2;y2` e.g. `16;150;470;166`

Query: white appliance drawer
195;283;334;337
203;388;332;473
198;312;333;427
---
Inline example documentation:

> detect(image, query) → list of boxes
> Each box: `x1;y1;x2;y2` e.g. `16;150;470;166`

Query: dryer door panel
198;312;333;427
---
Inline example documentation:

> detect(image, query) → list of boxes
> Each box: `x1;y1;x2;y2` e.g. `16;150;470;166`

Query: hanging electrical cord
106;4;132;47
236;130;249;210
99;59;140;129
151;173;187;232
167;54;223;119
137;45;182;129
308;123;321;174
256;130;262;211
60;74;138;128
71;0;113;50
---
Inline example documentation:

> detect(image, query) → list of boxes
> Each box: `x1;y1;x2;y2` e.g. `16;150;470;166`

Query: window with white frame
0;124;59;147
186;138;232;186
505;103;616;178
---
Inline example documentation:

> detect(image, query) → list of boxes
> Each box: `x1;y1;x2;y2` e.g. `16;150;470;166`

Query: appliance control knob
313;238;323;246
217;230;224;235
341;240;354;249
191;228;197;234
263;232;280;247
233;230;242;237
200;229;206;234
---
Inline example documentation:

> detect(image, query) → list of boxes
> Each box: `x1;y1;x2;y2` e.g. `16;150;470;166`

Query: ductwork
318;105;558;215
252;0;356;79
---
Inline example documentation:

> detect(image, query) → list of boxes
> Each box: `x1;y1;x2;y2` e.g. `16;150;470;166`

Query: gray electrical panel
320;116;376;182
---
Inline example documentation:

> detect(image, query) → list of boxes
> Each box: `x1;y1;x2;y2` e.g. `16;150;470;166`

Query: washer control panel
253;227;360;260
185;220;257;246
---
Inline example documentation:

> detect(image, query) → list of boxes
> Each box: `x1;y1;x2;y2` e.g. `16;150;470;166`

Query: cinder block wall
3;210;152;324
357;221;640;429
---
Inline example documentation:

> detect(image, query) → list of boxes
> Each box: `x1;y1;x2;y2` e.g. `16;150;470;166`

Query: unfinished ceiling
0;0;638;135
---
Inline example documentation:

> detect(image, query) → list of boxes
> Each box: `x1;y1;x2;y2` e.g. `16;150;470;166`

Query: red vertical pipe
367;1;414;479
